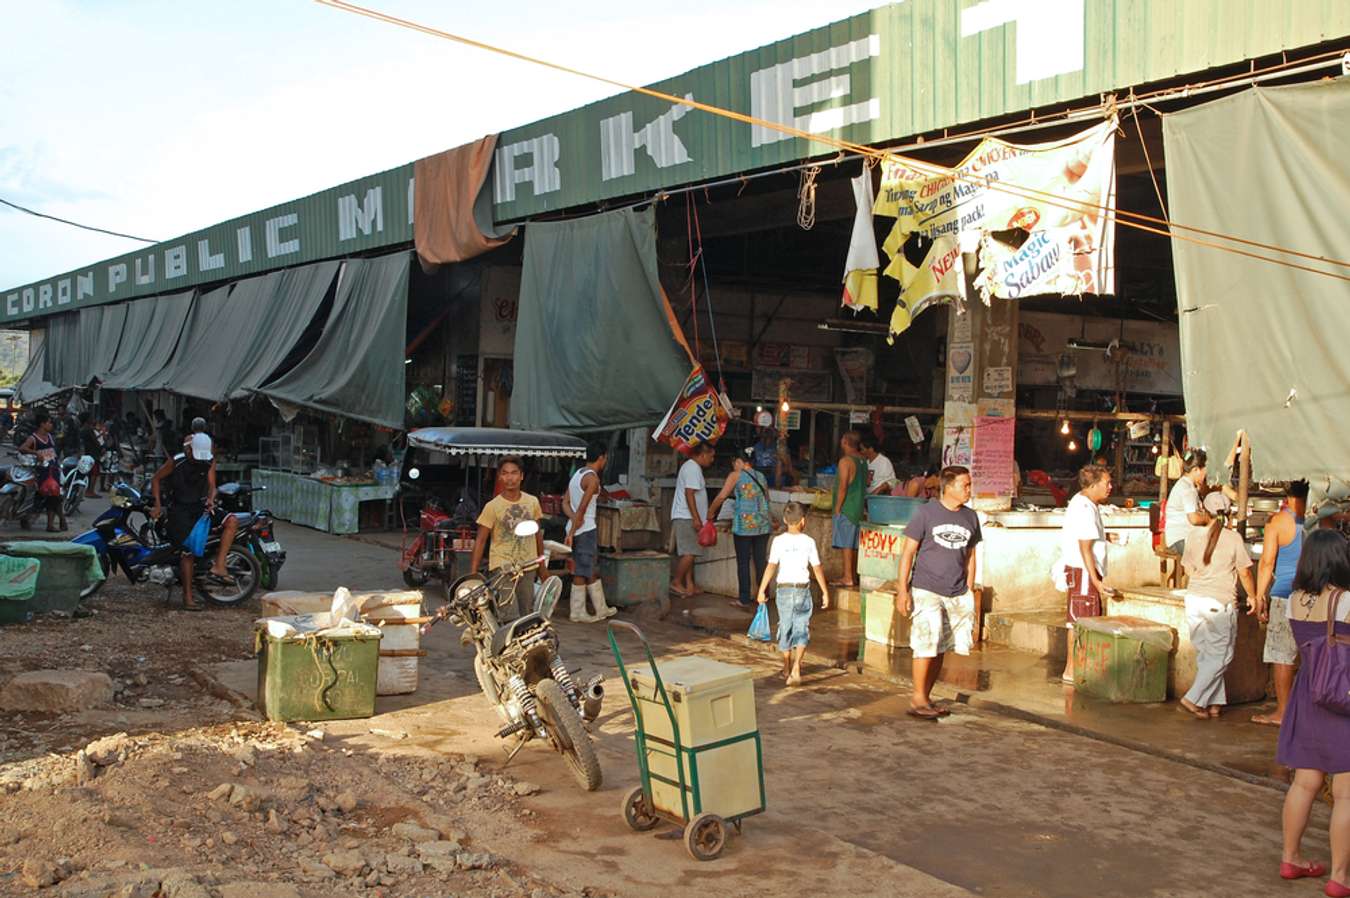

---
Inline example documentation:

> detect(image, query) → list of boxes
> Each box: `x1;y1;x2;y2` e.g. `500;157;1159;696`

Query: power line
0;196;158;244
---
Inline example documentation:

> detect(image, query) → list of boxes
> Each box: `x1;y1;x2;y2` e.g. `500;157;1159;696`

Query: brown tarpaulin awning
413;136;514;267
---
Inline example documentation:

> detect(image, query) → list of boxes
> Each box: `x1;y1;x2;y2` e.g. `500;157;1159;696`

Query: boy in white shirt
757;502;830;686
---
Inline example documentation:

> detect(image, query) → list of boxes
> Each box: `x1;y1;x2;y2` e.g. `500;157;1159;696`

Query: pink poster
972;415;1015;497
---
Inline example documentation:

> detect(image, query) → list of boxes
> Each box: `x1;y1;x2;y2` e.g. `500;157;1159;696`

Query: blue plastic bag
184;513;210;557
747;604;773;642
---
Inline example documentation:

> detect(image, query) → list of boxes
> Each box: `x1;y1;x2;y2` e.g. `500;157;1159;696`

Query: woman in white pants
1178;491;1258;718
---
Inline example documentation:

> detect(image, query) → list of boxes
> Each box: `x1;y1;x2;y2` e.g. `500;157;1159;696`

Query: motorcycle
0;455;40;527
422;518;604;792
399;480;477;590
217;482;286;591
60;454;96;517
72;482;261;606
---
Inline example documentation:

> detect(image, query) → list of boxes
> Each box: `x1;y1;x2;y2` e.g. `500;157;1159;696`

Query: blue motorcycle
73;482;261;606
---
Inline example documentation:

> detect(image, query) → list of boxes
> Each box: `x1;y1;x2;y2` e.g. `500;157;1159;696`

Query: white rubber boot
588;581;619;619
569;585;600;623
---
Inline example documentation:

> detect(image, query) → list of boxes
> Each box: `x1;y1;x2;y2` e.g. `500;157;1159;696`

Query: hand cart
606;620;766;861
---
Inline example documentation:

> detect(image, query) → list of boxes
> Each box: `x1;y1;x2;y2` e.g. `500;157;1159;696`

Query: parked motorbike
60;454;96;517
399;477;478;590
0;455;40;527
422;518;604;792
73;483;261;606
217;482;286;591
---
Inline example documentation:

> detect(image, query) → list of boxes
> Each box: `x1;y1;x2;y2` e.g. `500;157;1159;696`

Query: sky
0;0;883;292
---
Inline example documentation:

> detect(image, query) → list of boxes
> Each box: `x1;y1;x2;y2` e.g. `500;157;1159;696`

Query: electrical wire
315;0;1350;282
0;196;158;243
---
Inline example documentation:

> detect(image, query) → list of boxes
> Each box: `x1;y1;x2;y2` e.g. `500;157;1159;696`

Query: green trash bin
1072;615;1175;703
0;541;104;615
0;555;42;625
255;616;382;722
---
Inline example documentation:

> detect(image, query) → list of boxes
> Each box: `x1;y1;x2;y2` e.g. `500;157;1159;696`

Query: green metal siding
490;0;1349;220
6;0;1347;325
3;163;413;325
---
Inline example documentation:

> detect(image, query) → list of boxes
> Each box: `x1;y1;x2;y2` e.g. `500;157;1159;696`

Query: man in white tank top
564;442;617;622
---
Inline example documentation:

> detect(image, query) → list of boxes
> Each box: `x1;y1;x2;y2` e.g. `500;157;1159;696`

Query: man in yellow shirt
470;458;543;621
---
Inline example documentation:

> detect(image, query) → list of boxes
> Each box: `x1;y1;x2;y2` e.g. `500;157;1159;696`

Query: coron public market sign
3;165;413;324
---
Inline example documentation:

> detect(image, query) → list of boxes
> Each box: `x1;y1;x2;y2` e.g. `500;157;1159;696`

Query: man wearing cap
149;433;240;611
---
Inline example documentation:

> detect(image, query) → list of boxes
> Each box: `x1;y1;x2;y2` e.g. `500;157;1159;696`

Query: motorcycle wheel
534;678;602;792
402;565;430;588
473;654;501;707
79;553;113;601
197;547;262;607
63;489;83;517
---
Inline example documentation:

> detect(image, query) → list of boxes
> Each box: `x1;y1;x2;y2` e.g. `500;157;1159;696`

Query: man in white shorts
896;466;982;720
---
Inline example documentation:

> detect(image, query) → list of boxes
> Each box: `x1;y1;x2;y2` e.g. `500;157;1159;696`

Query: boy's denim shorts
776;585;814;652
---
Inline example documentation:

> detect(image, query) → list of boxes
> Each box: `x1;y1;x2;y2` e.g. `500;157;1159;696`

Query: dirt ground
0;523;1337;897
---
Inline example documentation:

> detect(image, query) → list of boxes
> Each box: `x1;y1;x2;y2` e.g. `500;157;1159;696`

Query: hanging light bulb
781;400;791;413
1068;439;1078;452
756;405;763;414
1151;444;1160;455
1060;419;1070;435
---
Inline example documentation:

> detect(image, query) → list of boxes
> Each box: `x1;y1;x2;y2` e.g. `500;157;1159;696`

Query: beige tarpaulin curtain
1164;79;1350;481
413;136;514;266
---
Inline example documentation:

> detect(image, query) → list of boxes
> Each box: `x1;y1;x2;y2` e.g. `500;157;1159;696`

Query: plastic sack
747;604;772;642
184;513;210;557
38;472;60;497
697;520;718;548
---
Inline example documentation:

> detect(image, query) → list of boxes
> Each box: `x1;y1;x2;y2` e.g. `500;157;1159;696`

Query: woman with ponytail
1178;491;1257;719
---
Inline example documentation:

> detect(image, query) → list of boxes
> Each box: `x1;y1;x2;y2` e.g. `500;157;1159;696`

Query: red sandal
1324;879;1350;898
1280;860;1326;880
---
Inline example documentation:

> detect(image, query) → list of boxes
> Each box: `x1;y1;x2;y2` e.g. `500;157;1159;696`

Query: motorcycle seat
489;612;544;657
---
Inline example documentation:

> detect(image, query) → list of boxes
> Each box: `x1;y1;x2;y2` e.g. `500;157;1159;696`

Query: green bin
0;555;41;625
256;624;381;722
1072;615;1175;703
599;551;671;607
0;541;103;615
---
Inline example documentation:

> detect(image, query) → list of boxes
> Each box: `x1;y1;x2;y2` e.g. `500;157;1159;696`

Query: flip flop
204;572;236;587
906;706;942;720
1250;713;1282;727
182;602;205;612
1177;699;1208;720
1279;860;1327;880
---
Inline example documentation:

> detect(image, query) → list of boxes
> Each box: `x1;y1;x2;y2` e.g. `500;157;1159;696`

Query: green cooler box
1072;616;1175;703
599;551;671;607
256;616;381;722
1;541;104;615
0;555;42;625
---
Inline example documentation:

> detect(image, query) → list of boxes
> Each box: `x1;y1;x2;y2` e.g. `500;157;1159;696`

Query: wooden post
808;410;817;482
1158;420;1171;507
1237;432;1251;539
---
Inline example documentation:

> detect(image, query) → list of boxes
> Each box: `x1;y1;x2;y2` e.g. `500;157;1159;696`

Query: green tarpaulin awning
13;342;60;404
145;260;338;401
257;253;411;429
1165;78;1350;482
99;291;195;391
510;206;691;432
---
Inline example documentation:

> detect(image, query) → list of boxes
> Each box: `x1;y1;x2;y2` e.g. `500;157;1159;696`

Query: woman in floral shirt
709;446;774;608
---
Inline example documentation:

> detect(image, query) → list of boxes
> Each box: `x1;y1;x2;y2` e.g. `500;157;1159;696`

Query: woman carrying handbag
708;446;774;609
18;409;66;533
1274;529;1350;894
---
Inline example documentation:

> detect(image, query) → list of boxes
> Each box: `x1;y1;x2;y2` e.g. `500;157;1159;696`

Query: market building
6;0;1349;657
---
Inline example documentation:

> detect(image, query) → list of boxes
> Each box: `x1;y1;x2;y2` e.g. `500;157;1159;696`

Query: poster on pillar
941;425;972;468
971;415;1016;498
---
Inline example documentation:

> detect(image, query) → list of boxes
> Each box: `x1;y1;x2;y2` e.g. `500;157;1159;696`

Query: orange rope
315;0;1350;283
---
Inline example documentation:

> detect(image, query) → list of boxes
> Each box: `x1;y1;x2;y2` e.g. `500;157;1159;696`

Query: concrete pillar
941;254;1019;512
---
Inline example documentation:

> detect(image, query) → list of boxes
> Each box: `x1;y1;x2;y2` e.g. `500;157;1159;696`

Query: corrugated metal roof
7;0;1348;325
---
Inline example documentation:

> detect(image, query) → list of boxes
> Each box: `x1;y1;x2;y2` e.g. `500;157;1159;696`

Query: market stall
250;469;396;535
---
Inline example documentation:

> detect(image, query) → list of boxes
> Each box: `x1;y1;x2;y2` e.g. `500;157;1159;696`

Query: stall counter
251;469;396;535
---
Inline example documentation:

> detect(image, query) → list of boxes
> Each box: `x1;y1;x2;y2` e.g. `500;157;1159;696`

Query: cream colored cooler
627;656;764;822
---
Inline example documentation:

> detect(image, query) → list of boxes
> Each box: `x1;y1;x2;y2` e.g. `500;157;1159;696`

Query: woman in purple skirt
1276;529;1350;895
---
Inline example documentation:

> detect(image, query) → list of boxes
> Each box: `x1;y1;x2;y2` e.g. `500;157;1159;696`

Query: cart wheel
683;812;726;861
622;786;659;832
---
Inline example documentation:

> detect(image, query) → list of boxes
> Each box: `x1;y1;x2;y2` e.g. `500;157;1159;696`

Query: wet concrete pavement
198;521;1330;897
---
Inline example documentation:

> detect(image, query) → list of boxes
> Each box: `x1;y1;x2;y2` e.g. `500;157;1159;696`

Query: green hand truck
607;620;766;861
